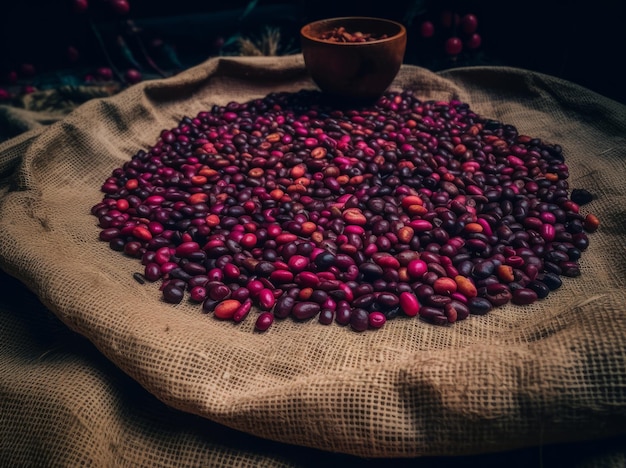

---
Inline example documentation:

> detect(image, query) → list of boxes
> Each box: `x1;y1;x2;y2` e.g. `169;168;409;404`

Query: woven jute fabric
1;55;625;463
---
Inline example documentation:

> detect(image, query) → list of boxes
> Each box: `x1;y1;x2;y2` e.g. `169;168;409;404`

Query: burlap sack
1;55;625;460
2;275;626;467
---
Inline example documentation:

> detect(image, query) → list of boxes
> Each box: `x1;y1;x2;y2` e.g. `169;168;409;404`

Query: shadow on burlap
0;55;625;465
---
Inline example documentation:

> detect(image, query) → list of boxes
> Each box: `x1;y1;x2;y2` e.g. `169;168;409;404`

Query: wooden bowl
300;16;407;102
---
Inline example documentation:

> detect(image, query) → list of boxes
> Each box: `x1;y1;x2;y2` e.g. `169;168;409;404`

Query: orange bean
398;267;409;282
397;226;415;244
464;222;483;233
311;231;324;243
213;300;242;320
311;147;327;159
397;161;415;170
294;177;310;186
188;193;208;205
407;205;428;216
336;175;350;185
286;184;307;194
290;164;306;178
269;189;284;200
299;287;313;300
453;144;467;156
248;168;264;178
198;166;217;177
454;275;477;298
497;265;515;283
401;195;423;208
300;221;317;236
583;213;600;232
190;175;207;186
349;175;364;185
342;208;367;225
132;225;152;241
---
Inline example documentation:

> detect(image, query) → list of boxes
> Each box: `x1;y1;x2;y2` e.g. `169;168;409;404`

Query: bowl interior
301;17;405;44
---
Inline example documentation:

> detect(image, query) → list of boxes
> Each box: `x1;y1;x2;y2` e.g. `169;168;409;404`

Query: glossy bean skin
292;302;321;320
255;312;274;331
511;288;538;305
350;308;370;332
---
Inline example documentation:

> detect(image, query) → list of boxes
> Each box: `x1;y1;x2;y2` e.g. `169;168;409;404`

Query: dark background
1;0;624;104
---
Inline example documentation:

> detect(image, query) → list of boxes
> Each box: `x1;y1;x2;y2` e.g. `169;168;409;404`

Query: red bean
433;277;457;295
175;241;200;258
258;288;276;310
368;311;387;328
399;292;420;316
583;213;600;232
511;288;538;305
255;312;274;331
189;286;207;302
233;299;253;323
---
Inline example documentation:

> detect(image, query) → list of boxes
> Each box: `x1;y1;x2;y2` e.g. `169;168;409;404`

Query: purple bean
419;306;448;325
511;288;538;305
335;304;351;326
527;280;550;299
255;312;274;331
274;294;295;319
319;309;335;325
350;308;370;332
467;297;493;315
162;283;184;304
292;302;321;320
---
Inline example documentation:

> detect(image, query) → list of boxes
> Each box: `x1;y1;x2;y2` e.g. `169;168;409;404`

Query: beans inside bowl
317;26;389;43
300;17;407;101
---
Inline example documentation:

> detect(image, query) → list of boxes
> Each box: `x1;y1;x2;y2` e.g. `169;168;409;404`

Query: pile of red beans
91;90;599;332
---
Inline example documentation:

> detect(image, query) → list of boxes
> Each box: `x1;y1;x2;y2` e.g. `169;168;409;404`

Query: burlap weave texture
0;55;625;459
